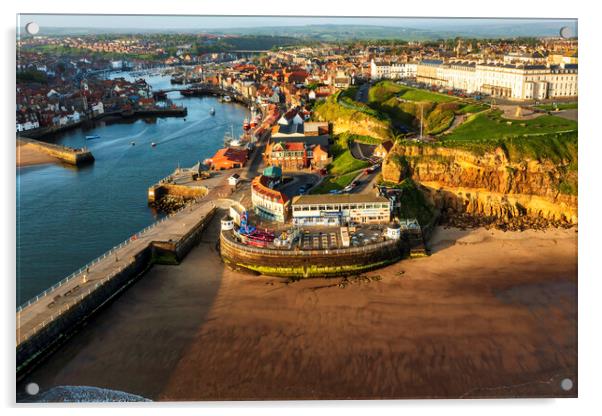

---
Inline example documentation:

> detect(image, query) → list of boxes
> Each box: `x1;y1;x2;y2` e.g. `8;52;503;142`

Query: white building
417;59;577;101
370;59;417;80
251;175;290;223
291;194;391;227
16;120;40;132
91;101;104;116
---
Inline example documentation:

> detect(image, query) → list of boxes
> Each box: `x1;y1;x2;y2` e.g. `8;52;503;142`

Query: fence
17;261;129;344
16;196;208;314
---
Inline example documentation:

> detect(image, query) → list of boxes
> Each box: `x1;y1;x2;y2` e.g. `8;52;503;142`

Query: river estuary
16;71;250;304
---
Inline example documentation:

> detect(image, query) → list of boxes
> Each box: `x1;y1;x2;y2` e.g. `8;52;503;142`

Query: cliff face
329;117;391;141
382;144;577;224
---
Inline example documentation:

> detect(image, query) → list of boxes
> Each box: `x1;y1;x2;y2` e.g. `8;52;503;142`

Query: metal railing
17;198;216;343
16;196;208;313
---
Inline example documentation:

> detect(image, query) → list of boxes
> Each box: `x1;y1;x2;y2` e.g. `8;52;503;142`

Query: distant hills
20;20;577;40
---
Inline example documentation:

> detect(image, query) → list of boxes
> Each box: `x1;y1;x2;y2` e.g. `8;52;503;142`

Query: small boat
210;107;215;115
131;141;136;146
243;118;250;131
223;95;232;103
151;142;157;147
86;134;101;140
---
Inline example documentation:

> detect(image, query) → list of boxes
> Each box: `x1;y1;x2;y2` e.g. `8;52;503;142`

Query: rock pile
149;195;190;214
440;211;574;232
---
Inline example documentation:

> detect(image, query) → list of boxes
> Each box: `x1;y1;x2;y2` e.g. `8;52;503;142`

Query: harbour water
16;72;250;304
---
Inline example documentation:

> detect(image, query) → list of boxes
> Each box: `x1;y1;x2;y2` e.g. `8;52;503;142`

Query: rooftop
292;194;390;205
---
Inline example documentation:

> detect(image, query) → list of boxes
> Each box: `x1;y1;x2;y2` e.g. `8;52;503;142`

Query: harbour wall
220;230;424;278
17;137;94;166
148;183;209;203
16;204;217;378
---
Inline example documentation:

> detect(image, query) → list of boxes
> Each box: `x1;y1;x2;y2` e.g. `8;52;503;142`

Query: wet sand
19;220;577;401
17;141;59;167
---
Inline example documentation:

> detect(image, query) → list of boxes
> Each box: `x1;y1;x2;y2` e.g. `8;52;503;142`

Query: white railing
17;198;214;343
16;196;206;313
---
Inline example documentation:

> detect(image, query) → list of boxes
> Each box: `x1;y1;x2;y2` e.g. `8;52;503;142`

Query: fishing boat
85;134;101;140
210;107;215;116
223;126;236;147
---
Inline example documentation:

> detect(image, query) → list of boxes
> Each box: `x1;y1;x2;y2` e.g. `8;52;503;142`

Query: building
291;194;391;226
207;147;248;170
251;175;290;223
370;59;417;80
263;165;283;188
264;141;309;170
228;173;240;187
373;140;394;159
416;59;578;100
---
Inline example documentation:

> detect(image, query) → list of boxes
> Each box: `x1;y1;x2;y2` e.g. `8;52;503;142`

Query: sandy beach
19;215;577;401
16;141;60;167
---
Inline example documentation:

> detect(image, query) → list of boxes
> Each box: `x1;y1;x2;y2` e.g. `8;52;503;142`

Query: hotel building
291;194;391;227
413;59;578;101
370;59;417;80
251;175;290;223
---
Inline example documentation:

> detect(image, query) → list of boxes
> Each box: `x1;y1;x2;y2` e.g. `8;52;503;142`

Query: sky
17;15;577;32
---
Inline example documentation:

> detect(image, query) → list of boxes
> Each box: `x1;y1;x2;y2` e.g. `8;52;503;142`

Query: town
15;16;579;403
17;33;579;274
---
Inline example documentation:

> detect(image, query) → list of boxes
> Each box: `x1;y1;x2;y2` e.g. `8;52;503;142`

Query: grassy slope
445;110;577;142
535;102;578;111
313;91;393;140
310;135;370;194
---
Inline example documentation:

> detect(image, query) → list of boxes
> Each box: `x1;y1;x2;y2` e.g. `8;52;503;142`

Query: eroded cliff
382;143;577;224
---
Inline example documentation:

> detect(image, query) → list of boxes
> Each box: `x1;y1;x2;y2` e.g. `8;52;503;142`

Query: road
355;82;370;103
279;172;321;199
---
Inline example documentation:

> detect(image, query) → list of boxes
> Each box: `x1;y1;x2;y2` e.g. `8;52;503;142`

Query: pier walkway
16;200;216;347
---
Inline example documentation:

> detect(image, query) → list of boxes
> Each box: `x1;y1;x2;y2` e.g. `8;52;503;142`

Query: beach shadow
17;211;227;401
426;225;476;255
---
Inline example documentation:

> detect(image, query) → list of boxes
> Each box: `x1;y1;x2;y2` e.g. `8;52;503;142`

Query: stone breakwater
17;137;94;166
382;144;577;225
16;202;217;378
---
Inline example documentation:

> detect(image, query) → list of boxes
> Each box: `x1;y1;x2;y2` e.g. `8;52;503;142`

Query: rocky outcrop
382;143;577;225
327;116;392;141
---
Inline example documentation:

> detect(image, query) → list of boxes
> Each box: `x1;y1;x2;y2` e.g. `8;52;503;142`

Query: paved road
279;172;321;199
355;82;371;103
350;140;376;161
351;167;381;194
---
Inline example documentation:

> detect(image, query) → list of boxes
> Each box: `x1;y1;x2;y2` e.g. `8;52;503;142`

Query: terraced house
414;59;578;100
264;142;309;170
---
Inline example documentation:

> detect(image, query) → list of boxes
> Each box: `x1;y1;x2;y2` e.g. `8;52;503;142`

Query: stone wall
220;231;422;278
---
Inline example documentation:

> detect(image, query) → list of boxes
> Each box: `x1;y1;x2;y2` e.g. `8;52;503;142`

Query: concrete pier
16;201;217;377
17;137;94;166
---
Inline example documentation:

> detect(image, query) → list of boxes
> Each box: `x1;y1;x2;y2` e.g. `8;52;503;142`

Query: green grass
456;103;490;114
534;102;578;111
378;177;436;226
368;81;456;104
312;92;393;140
330;149;370;175
345;134;382;145
310;171;358;194
398;88;457;103
445;110;577;142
